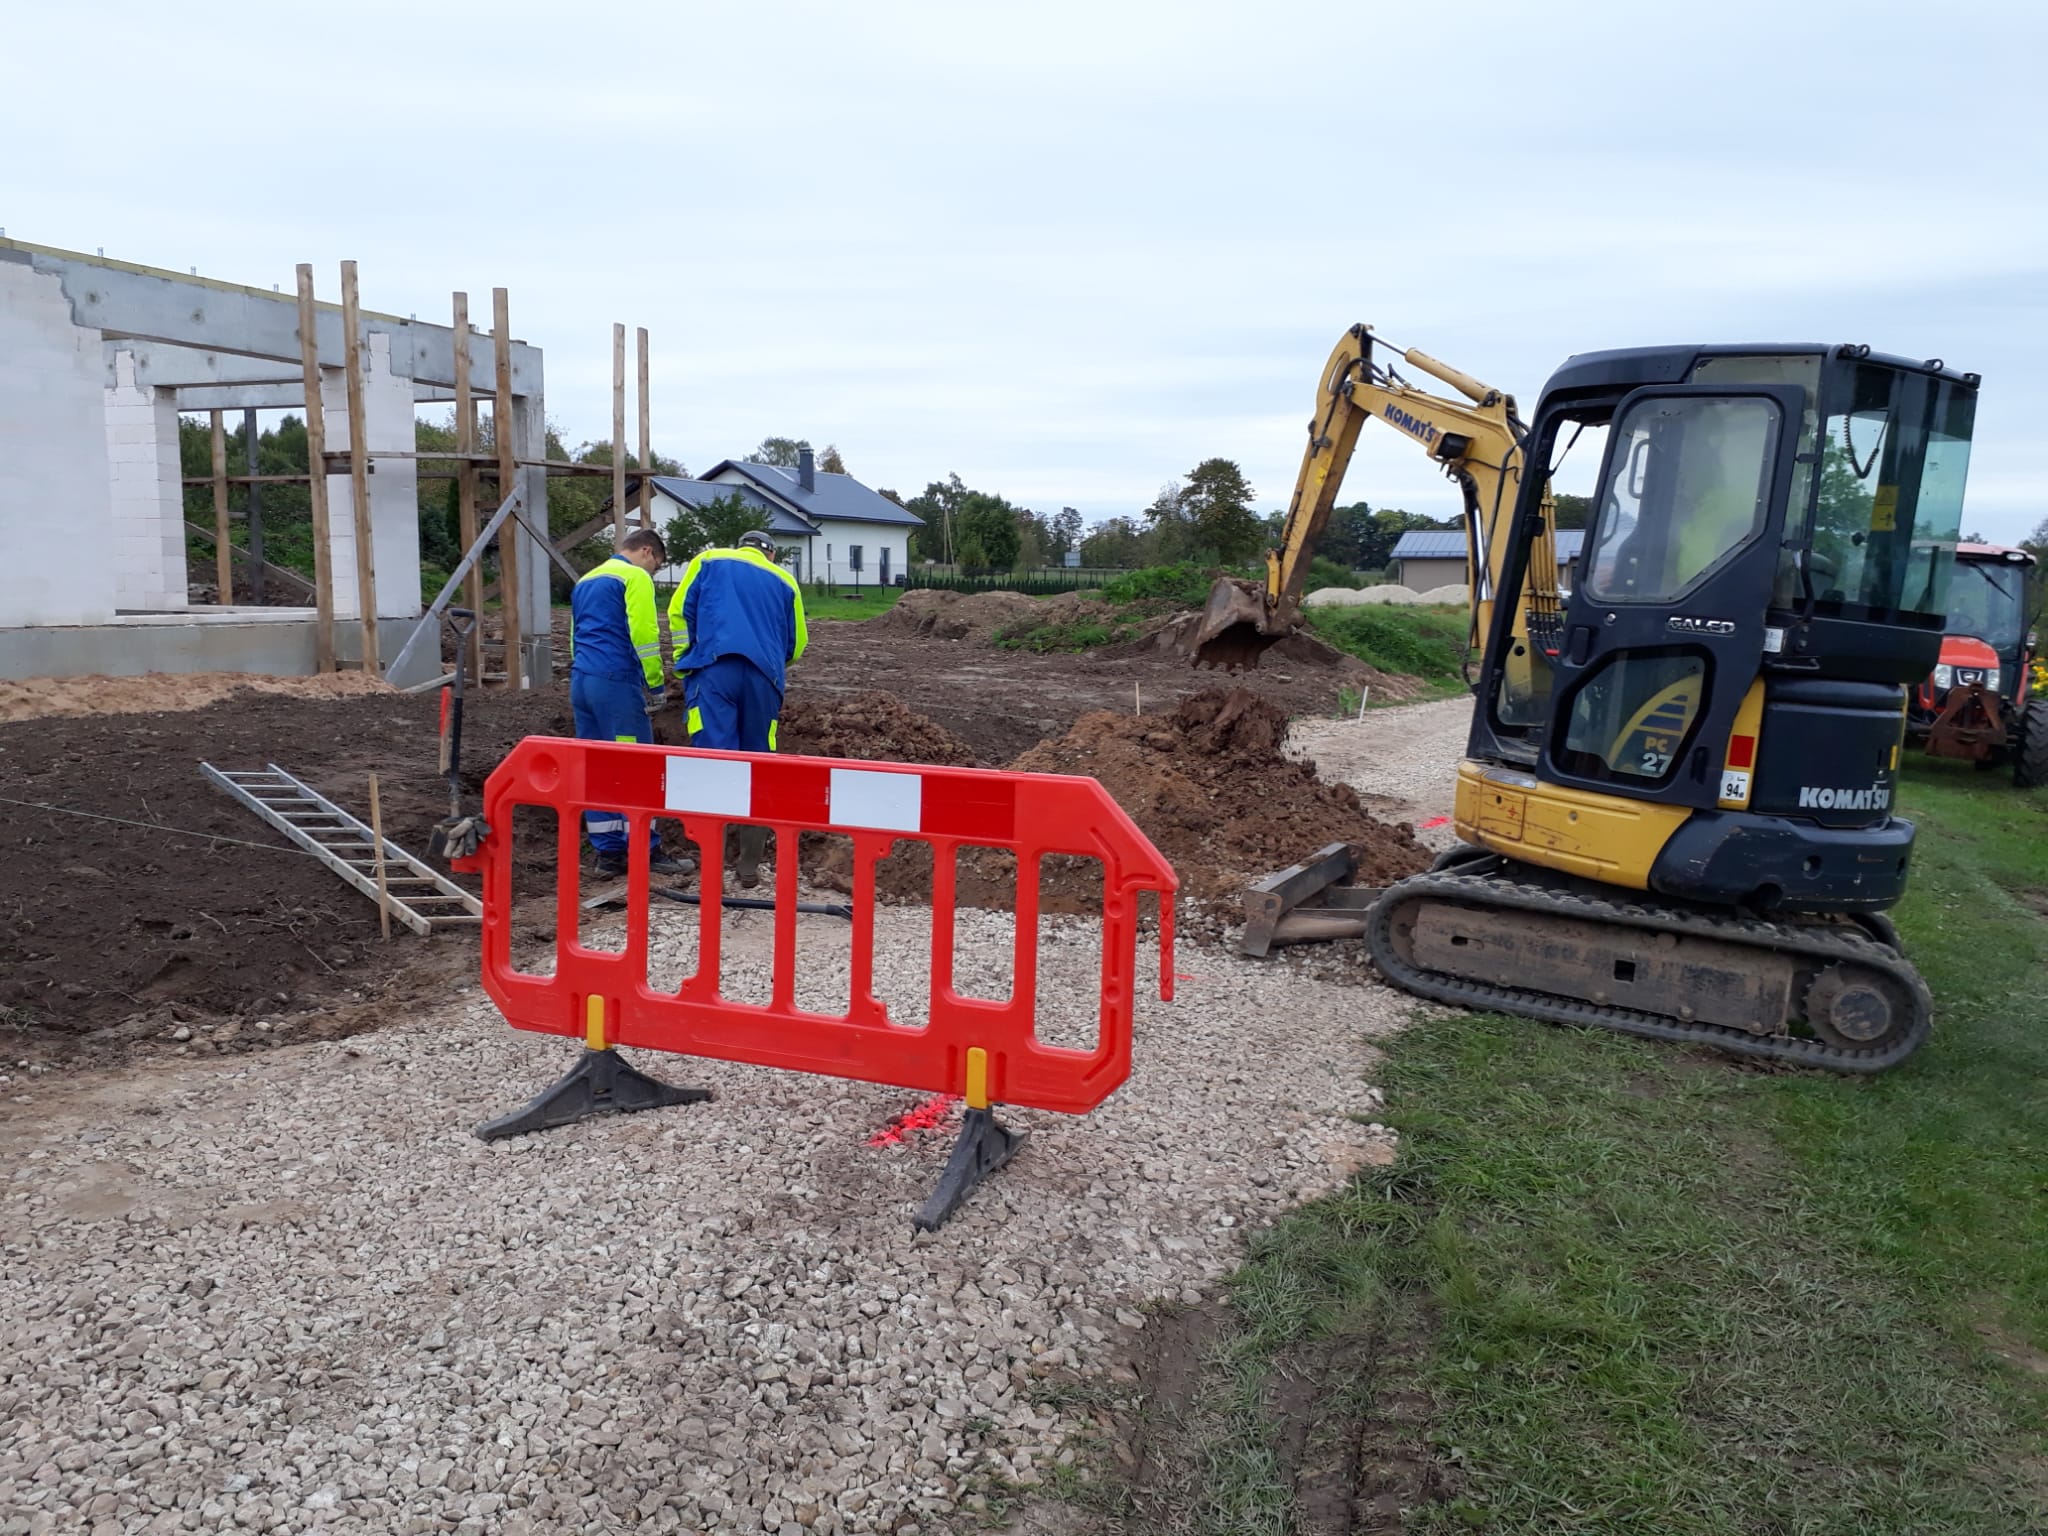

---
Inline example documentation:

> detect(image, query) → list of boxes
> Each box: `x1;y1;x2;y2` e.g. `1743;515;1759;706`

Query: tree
1180;459;1262;565
1080;516;1147;568
749;436;811;467
955;491;1021;571
1139;479;1192;562
1049;507;1084;561
1551;492;1593;531
906;473;970;563
819;444;848;475
1313;501;1375;568
664;492;771;563
1014;511;1047;571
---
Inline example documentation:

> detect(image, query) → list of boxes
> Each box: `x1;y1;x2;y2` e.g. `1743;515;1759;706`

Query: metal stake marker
368;773;391;941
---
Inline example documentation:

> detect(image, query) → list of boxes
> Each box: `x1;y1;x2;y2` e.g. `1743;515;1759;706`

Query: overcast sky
5;0;2042;541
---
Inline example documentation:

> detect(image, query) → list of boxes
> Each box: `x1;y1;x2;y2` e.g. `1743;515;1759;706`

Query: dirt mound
778;691;981;766
0;670;396;723
876;588;1048;644
1005;686;1429;904
1104;616;1425;701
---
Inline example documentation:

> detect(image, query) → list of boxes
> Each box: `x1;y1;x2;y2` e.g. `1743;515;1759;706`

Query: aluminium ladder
200;763;483;937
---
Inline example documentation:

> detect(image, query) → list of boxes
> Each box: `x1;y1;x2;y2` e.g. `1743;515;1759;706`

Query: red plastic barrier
456;739;1177;1115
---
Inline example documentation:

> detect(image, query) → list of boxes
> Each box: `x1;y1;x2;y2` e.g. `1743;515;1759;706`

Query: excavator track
1366;858;1931;1073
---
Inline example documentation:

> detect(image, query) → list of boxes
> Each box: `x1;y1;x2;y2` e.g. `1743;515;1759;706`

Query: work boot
733;825;770;889
648;851;696;879
593;851;629;881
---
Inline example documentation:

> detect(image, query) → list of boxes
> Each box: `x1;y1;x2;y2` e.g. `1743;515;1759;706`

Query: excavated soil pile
777;691;982;767
1107;615;1425;701
876;588;1047;643
843;686;1428;911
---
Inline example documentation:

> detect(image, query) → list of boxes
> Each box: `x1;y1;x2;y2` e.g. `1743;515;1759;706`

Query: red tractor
1907;543;2047;786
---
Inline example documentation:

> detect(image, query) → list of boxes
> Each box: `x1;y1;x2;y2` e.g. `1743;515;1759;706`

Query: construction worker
667;527;808;885
570;528;691;879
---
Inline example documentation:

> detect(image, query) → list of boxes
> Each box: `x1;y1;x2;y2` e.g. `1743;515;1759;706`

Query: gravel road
1288;694;1473;852
0;699;1473;1536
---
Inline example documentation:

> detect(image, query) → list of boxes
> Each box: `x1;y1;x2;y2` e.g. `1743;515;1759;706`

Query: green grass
1305;603;1474;703
800;585;905;622
1122;761;2048;1534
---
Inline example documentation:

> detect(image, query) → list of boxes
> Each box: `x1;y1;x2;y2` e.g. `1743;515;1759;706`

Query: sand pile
0;670;395;723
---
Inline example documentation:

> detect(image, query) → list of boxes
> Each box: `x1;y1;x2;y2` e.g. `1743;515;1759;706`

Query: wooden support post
339;260;380;674
493;287;524;691
294;264;337;672
209;411;232;603
636;326;652;530
368;772;392;942
452;292;484;684
612;322;627;547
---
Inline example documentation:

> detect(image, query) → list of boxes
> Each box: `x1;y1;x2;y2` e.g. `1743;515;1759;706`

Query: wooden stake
367;772;391;941
293;264;337;673
1135;682;1142;716
339;260;380;674
636;326;652;529
492;287;524;690
611;322;628;547
209;410;232;603
452;292;483;684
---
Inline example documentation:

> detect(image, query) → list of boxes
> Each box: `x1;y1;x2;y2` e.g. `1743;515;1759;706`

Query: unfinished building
0;238;555;688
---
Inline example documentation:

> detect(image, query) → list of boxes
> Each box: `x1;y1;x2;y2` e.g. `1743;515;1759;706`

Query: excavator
1191;325;1981;1071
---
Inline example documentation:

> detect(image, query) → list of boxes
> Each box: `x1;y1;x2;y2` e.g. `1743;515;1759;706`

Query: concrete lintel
116;341;308;390
172;383;313;412
5;239;540;396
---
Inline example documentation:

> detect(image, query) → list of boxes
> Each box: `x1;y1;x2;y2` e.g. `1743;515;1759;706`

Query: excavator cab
1465;345;1978;914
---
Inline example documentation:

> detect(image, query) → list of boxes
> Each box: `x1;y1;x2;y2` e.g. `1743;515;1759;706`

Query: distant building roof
706;460;925;528
1389;530;1466;560
637;476;818;538
1390;528;1586;563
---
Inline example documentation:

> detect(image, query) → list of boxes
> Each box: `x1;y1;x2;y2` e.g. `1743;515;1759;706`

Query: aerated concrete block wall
0;256;118;628
103;350;189;612
319;334;422;622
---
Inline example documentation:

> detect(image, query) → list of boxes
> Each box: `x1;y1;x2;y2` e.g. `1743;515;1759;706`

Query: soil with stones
3;620;1430;1069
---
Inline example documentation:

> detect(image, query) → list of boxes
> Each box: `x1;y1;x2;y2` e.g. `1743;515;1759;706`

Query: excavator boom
1187;324;1557;670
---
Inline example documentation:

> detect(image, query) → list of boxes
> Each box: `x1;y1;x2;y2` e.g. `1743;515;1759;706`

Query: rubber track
1367;869;1933;1073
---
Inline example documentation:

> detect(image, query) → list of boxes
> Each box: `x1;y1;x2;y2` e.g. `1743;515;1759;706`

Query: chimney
798;446;816;492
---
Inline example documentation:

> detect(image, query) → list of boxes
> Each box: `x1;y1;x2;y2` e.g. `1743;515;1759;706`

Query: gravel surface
1288;694;1473;854
0;901;1408;1535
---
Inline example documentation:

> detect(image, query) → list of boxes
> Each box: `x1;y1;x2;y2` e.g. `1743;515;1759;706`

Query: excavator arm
1189;323;1560;671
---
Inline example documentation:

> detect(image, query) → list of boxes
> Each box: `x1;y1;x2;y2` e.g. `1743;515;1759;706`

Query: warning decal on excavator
1870;485;1898;532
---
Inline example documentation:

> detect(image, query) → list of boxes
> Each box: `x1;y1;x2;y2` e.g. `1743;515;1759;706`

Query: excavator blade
1184;578;1289;671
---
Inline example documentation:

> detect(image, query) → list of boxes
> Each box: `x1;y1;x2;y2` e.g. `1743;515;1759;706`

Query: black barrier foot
912;1108;1028;1233
474;1047;712;1141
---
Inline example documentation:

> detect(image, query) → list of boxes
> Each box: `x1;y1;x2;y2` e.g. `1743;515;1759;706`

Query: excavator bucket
1183;577;1290;671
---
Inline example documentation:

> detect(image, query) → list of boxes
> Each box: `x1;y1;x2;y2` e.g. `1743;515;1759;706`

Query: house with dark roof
1388;527;1585;592
626;447;923;586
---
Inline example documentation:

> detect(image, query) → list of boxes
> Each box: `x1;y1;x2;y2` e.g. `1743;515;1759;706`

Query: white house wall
810;522;910;587
0;258;117;627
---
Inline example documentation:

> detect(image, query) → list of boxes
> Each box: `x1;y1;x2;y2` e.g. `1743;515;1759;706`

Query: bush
1100;562;1220;607
1307;555;1367;591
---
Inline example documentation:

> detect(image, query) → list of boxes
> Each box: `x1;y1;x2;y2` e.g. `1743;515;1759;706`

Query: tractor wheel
2015;699;2048;789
